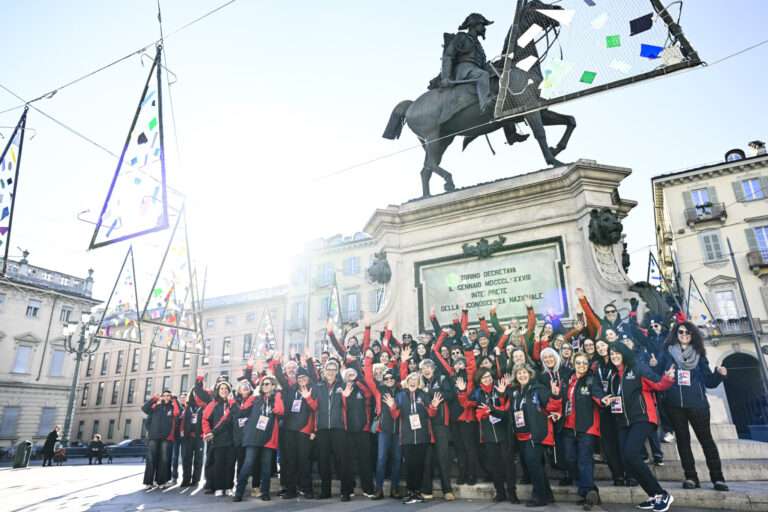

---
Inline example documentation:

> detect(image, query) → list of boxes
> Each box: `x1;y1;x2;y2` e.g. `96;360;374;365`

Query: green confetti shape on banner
606;35;621;48
149;117;158;130
580;71;597;84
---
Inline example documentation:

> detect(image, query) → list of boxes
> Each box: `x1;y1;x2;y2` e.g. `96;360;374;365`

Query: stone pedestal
359;159;637;335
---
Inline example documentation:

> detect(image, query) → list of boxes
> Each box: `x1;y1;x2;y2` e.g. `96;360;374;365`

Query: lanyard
410;392;417;415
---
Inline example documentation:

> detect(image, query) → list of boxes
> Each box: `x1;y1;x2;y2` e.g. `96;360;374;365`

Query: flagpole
1;106;28;275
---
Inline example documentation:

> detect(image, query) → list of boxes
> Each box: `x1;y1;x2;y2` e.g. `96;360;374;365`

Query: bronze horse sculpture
383;0;576;197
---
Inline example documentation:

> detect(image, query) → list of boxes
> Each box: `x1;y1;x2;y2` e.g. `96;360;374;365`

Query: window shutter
732;181;745;202
682;191;694;210
699;233;712;261
745;228;758;251
711;232;724;260
760;177;768;199
707;187;719;205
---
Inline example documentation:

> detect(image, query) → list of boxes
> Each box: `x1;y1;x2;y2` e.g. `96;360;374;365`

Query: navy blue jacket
656;352;723;409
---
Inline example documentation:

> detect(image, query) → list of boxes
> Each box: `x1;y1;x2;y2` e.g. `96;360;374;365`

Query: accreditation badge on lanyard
514;410;526;428
191;412;198;425
611;397;623;414
256;415;270;431
678;370;691;386
409;397;422;430
292;394;303;412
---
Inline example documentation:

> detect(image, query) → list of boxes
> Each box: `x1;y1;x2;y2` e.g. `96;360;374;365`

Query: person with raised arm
419;355;455;500
591;339;627;487
142;389;180;490
202;380;235;496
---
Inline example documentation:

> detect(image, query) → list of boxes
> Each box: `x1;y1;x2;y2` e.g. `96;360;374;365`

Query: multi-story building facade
285;233;384;356
652;145;768;436
71;287;285;443
0;253;99;448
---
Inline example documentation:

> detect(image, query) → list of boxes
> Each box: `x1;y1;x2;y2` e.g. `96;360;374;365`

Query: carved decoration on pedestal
586;208;631;287
462;235;507;259
367;250;392;285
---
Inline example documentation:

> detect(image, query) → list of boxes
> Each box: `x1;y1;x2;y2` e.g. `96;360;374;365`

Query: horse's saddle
425;74;502;125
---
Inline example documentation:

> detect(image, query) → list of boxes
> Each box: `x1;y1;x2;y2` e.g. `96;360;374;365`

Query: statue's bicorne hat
459;13;494;31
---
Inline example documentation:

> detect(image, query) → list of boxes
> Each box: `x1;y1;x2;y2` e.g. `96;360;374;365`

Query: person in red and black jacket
202;380;236;496
507;364;561;507
591;339;626;486
233;375;284;502
231;379;256;490
364;353;402;499
279;364;318;499
538;347;574;480
180;379;208;487
314;359;353;500
168;395;184;484
340;365;376;499
446;334;481;486
141;389;180;489
418;357;456;500
388;371;439;504
459;369;519;504
561;352;603;510
606;342;676;512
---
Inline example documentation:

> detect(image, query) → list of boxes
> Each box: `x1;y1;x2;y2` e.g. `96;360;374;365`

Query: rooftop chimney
748;140;766;156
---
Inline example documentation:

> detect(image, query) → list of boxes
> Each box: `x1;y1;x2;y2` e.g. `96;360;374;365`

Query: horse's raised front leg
525;110;564;167
540;109;576;157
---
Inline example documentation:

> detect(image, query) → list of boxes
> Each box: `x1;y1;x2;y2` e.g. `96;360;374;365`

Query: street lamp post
61;311;100;446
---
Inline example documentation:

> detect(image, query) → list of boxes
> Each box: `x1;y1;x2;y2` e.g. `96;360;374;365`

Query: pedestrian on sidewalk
88;434;105;465
41;426;59;467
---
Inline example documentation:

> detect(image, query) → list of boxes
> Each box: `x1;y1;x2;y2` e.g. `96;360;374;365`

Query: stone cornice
652;157;768;188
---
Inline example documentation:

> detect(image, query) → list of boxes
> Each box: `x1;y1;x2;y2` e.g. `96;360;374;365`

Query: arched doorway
722;353;768;439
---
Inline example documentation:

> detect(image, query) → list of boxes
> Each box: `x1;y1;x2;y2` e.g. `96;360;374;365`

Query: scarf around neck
669;343;700;371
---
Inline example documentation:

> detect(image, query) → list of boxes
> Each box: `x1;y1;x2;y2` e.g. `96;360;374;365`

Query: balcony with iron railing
747;250;768;276
684;202;727;227
698;317;764;341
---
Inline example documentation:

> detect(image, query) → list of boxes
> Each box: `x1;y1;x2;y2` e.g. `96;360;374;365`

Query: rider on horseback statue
440;13;496;112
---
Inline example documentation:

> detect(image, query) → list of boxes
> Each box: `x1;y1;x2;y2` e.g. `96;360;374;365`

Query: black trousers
483;440;516;497
181;437;203;484
348;431;375;494
422;424;453;494
599;409;626;480
316;429;353;496
144;439;170;485
619;422;664;497
282;430;314;494
208;445;236;491
42;454;54;467
520;440;552;503
667;406;725;483
403;443;428;493
451;421;480;481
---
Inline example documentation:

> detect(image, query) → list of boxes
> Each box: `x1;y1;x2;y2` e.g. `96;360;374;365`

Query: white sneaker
662;432;675;443
215;490;224;497
225;489;235;497
145;485;154;491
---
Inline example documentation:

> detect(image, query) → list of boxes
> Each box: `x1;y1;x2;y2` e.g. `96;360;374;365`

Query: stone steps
662;439;768;460
591;459;767;482
300;480;768;511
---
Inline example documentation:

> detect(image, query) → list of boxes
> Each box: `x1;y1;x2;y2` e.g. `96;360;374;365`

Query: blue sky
2;0;767;301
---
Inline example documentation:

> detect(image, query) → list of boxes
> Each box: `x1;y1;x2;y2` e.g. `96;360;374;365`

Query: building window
180;374;189;396
183;351;191;367
26;298;42;319
691;187;710;207
49;349;66;377
92;420;100;437
243;334;253;360
37;407;57;436
81;383;90;407
12;345;32;374
86;354;96;377
246;311;257;322
107;419;115;440
131;348;140;372
318;262;334;286
222;337;231;364
76;420;84;441
124;419;132;439
144;378;153;402
111;381;120;405
753;226;768;256
162;375;172;393
700;231;724;262
345;292;359;321
60;307;73;323
100;353;110;376
343;256;360;276
96;382;105;406
715;290;739;319
0;406;21;437
202;339;211;366
115;350;124;374
320;296;331;319
127;379;136;404
292;301;306;324
0;292;6;308
206;319;215;328
164;350;173;369
742;178;765;201
369;288;384;313
225;315;235;326
147;349;157;371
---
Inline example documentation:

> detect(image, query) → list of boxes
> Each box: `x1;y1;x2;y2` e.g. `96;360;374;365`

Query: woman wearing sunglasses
657;321;728;492
561;353;602;510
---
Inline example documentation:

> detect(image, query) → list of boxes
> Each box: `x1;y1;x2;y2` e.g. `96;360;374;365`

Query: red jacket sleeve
642;374;675;392
526;306;536;337
460;309;469;333
362;326;371;354
479;317;491;338
363;357;381;415
432;332;454;376
399;360;409;382
202;401;215;437
272;392;285;416
579;295;601;339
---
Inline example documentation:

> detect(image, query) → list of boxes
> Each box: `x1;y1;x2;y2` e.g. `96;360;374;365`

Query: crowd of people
141;288;730;511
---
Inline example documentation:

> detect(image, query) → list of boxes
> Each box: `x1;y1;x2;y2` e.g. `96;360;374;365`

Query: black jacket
181;403;204;438
203;398;234;447
314;380;346;431
467;385;508;444
142;398;179;440
240;393;283;449
608;364;673;427
656;352;723;409
562;372;602;436
506;382;559;445
395;389;434;445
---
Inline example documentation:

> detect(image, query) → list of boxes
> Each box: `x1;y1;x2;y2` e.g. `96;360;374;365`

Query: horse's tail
382;100;413;140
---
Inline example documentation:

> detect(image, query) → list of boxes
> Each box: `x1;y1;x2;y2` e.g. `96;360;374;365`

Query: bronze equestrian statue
383;0;577;197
